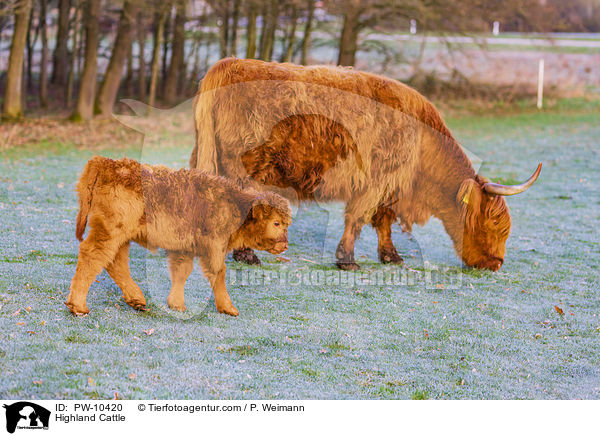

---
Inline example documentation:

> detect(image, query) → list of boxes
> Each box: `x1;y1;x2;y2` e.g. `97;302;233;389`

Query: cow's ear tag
462;194;470;205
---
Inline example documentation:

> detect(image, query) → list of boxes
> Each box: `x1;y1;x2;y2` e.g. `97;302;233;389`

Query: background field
0;100;598;399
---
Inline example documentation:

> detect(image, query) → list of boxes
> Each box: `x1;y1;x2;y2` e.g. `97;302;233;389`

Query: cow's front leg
335;219;363;271
166;252;194;311
371;206;403;265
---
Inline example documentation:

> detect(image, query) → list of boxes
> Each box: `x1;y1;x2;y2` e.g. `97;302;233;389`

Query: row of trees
1;0;319;121
1;0;596;121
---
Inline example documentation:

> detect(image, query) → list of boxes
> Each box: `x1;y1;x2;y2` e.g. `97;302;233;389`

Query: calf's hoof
379;246;404;265
216;303;239;317
124;297;147;311
233;248;261;266
129;302;148;311
64;301;90;316
167;296;186;312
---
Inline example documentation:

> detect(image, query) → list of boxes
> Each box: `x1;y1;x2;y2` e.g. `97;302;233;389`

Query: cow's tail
75;156;102;241
189;58;237;173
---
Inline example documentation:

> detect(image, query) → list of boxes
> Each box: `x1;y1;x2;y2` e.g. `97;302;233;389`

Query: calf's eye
274;222;280;227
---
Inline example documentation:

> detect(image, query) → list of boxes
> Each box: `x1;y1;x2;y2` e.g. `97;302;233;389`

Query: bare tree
39;0;48;107
337;0;361;66
229;0;240;56
2;0;33;120
136;11;147;101
245;0;258;58
217;0;230;57
300;0;315;65
66;2;80;107
148;5;167;108
163;0;185;105
259;0;278;61
281;1;298;62
161;6;171;90
94;0;138;116
25;4;38;91
52;0;70;86
70;0;100;121
257;0;267;57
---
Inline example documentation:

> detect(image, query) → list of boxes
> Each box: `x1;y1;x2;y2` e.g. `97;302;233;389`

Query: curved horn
483;163;542;196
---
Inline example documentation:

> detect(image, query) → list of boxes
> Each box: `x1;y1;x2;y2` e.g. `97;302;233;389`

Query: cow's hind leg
66;228;123;315
166;252;194;311
335;190;385;270
105;243;147;310
371;206;403;265
232;247;261;265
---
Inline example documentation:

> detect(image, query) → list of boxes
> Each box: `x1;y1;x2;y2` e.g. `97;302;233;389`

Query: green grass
0;101;599;399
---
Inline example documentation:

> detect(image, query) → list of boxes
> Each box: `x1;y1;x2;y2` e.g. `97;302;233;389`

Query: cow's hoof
233;248;261;266
379;247;403;265
336;261;360;271
335;245;359;270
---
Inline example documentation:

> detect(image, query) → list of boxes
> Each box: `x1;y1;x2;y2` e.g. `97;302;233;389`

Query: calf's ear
251;202;271;220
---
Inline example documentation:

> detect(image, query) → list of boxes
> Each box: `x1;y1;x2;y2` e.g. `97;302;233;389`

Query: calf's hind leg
371;206;403;264
66;228;123;315
166;252;194;311
105;243;147;310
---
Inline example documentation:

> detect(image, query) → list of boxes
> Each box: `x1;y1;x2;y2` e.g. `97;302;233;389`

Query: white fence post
492;21;500;36
410;19;417;34
537;59;545;109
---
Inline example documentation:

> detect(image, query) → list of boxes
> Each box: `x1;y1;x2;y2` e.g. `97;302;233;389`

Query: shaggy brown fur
66;156;292;316
189;58;533;271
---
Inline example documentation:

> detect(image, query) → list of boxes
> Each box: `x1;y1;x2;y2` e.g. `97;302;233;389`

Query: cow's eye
274;222;280;227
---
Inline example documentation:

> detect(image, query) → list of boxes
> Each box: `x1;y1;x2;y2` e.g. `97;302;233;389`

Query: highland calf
66;156;291;316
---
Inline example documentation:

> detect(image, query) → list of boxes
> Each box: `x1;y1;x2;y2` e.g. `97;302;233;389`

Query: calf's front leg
211;266;238;317
199;251;238;316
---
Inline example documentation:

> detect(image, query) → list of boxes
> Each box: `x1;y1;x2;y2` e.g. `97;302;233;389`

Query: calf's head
242;192;292;254
456;163;541;271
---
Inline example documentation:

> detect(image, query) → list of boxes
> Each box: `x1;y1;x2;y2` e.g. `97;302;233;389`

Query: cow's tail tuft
75;157;102;241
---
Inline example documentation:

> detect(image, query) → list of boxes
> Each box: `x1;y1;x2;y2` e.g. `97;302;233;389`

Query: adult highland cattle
189;58;541;271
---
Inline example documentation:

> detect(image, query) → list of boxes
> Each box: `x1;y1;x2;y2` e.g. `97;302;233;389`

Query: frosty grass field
0;101;598;399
